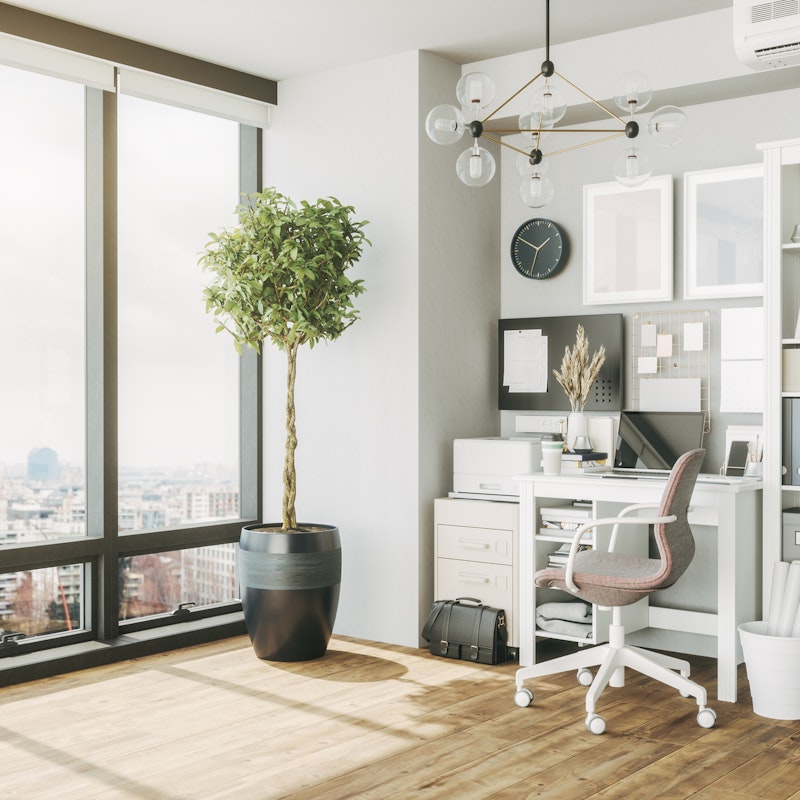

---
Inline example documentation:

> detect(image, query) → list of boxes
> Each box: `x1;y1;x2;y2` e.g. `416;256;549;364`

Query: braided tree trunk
282;340;299;531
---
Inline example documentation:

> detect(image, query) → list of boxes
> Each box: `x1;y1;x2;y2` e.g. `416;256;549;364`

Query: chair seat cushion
535;549;666;607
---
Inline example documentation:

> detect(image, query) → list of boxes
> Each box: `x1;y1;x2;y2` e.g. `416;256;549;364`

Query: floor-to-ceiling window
0;64;88;640
0;46;265;676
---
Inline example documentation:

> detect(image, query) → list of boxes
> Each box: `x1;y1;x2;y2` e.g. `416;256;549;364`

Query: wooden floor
0;635;798;800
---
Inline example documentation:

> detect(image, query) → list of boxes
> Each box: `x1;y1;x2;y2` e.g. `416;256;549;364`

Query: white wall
264;51;498;647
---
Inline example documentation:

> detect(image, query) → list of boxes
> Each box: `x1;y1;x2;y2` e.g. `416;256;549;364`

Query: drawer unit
434;497;520;649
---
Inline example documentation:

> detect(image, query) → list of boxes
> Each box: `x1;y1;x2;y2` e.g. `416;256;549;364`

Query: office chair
514;448;717;734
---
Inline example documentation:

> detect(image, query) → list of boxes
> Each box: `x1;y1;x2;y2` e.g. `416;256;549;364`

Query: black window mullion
85;85;119;641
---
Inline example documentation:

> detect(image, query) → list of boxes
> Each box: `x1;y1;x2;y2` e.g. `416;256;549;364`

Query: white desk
516;473;762;703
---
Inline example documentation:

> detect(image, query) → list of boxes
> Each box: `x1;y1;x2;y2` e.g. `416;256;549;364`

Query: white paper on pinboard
656;334;673;357
639;378;701;411
683;322;704;352
641;322;657;347
721;307;763;360
637;356;658;374
720;360;763;413
503;329;548;393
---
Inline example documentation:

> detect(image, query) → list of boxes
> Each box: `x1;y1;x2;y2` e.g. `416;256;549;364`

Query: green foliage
199;187;370;356
199;187;370;531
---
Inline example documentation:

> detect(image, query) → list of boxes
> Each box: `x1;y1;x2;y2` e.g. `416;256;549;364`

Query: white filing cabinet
434;497;519;650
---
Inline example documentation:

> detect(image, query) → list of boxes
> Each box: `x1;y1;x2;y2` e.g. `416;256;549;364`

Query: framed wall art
583;174;673;305
684;163;763;299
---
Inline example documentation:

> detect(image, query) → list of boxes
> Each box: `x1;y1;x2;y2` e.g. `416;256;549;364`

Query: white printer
452;436;543;498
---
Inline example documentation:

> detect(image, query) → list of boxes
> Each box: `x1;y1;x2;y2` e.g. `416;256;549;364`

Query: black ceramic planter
238;524;341;662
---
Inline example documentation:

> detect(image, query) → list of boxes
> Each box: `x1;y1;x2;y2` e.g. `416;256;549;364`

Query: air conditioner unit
734;0;800;69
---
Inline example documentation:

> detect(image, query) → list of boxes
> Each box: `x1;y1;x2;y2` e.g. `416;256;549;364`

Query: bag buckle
469;644;479;661
439;640;448;655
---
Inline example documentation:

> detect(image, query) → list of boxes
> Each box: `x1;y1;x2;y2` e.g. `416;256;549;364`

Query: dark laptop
609;410;706;477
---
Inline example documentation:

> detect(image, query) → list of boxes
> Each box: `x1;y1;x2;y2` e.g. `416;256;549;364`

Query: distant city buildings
0;449;240;638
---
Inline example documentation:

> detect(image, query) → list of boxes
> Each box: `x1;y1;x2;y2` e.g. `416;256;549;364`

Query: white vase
567;411;591;452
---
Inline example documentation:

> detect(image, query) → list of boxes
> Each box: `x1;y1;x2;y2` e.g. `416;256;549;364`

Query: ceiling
3;0;732;81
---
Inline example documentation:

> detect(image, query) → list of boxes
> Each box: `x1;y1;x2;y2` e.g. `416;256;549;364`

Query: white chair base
514;612;716;734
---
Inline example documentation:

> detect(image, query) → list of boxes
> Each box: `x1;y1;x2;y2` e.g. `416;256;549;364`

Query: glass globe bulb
456;144;496;187
425;104;465;145
515;151;549;178
648;105;688;147
613;147;653;187
528;81;567;127
456;72;496;112
613;71;653;114
520;173;555;207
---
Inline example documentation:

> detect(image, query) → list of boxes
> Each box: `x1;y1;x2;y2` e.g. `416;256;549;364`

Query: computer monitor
614;410;706;470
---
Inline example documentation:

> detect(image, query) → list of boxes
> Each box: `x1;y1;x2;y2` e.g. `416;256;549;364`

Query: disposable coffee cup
541;440;563;475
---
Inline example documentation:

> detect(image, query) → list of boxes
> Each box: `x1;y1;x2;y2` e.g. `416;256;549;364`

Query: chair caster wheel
577;668;593;686
586;713;606;735
697;707;716;729
514;688;533;708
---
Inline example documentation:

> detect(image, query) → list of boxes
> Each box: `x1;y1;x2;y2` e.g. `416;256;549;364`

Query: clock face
510;218;569;279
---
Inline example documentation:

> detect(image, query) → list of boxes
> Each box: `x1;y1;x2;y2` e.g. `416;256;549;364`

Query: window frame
0;84;262;681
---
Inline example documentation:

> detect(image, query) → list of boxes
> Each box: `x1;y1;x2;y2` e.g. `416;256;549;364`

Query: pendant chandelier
425;0;688;207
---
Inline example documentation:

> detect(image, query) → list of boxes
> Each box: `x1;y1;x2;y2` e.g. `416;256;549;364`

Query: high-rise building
27;448;60;483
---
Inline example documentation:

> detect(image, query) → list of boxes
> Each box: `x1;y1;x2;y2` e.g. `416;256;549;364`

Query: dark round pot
238;523;341;662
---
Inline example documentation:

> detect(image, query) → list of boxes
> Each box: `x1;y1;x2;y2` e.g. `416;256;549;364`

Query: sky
0;65;241;471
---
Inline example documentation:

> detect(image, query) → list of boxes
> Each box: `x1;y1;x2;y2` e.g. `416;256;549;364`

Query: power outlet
515;415;567;435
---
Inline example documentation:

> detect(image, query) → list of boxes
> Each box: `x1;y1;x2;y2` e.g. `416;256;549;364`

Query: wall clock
510;218;569;279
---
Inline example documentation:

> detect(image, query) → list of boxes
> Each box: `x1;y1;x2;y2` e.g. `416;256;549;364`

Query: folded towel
536;601;592;622
535;615;593;639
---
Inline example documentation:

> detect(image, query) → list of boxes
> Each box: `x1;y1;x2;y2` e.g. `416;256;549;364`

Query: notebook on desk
604;410;707;478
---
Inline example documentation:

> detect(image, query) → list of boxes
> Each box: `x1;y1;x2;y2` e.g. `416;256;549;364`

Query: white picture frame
583;174;673;306
684;163;764;299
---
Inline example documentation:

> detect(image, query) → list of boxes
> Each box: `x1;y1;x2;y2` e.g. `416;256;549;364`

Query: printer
453;436;543;498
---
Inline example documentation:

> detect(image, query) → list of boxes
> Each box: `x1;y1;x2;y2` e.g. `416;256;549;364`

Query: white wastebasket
738;620;800;720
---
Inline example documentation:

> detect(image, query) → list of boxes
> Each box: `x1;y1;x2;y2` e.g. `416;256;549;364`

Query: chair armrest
563;513;677;595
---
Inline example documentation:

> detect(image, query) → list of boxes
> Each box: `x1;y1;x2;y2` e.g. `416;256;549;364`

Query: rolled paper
792;600;800;638
767;560;790;636
778;563;800;636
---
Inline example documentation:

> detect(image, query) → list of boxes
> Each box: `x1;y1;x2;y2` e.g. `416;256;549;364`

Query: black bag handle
421;600;447;642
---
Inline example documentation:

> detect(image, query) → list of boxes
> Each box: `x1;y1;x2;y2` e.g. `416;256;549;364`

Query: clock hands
518;235;551;252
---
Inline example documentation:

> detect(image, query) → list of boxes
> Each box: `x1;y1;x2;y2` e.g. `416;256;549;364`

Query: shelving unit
532;500;645;648
759;137;800;612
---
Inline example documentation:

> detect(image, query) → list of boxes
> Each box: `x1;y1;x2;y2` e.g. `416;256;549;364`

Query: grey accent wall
500;87;800;472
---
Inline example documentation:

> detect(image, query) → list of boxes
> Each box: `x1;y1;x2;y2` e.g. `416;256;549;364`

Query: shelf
782;339;800;346
782;485;800;493
783;242;800;252
535;629;596;644
782;392;800;397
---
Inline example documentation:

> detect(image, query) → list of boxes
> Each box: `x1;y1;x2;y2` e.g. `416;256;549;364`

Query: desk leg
518;481;536;668
716;497;737;703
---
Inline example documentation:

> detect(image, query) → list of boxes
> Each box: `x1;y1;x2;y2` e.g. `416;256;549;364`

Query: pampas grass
553;325;606;412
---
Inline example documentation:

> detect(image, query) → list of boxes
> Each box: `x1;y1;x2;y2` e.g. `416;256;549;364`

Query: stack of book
546;541;591;568
561;451;608;472
539;504;592;536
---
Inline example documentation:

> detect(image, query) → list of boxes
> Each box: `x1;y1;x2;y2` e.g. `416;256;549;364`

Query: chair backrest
652;448;705;589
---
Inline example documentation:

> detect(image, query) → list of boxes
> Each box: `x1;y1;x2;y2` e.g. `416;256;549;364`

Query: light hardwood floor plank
0;634;796;800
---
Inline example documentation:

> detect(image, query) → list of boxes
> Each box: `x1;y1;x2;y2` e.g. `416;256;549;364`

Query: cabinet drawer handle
457;538;490;550
458;572;490;584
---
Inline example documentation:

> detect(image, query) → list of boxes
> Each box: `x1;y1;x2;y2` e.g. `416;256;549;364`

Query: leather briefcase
421;597;508;664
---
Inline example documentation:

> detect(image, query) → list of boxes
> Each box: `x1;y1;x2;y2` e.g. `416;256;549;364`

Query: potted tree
200;187;370;661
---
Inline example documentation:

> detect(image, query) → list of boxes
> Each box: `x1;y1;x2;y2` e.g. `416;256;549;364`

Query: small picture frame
684;163;764;299
583;175;673;306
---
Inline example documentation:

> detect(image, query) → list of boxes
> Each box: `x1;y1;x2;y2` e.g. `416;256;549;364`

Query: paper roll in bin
738;621;800;720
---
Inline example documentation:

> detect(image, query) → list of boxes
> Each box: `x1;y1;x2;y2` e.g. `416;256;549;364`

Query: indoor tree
199;187;370;531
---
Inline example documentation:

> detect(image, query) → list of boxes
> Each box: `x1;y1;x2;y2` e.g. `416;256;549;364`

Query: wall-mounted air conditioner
734;0;800;69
